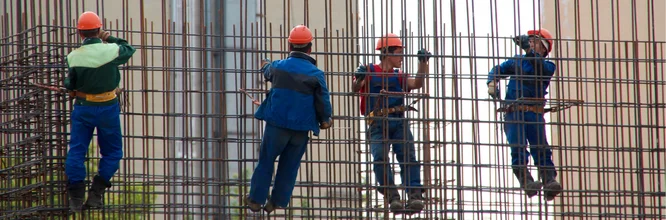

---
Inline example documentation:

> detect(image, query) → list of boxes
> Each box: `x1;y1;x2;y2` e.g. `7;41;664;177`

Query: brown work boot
245;195;262;212
405;190;425;213
539;168;562;201
513;168;543;198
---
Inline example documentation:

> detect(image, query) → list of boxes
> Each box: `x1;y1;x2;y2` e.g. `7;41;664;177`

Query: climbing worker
246;24;333;213
352;33;431;213
487;28;562;201
64;11;136;212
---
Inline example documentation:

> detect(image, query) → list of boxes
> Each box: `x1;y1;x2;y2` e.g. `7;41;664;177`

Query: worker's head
527;28;554;57
76;11;103;39
376;33;404;68
288;25;313;53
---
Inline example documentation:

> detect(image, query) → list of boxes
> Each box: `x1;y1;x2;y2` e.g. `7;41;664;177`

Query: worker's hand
417;48;432;63
512;35;531;51
488;81;499;99
260;58;270;69
355;65;367;81
98;30;111;42
319;120;333;129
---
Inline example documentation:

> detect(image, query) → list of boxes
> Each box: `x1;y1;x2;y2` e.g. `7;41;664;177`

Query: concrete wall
541;0;665;219
262;0;362;218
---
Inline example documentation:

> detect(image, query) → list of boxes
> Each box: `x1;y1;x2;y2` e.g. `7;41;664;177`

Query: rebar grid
1;0;665;220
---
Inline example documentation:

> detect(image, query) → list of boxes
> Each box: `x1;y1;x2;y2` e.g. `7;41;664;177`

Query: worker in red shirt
353;33;431;214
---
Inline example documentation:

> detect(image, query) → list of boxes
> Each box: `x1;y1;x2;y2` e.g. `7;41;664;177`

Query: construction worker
487;28;562;201
352;33;431;213
246;24;333;213
64;11;136;212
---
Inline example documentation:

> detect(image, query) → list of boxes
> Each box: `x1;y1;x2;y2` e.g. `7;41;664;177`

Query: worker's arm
105;34;137;66
260;59;276;82
352;65;367;92
64;58;76;91
487;59;516;84
525;50;556;77
407;49;431;90
314;71;333;124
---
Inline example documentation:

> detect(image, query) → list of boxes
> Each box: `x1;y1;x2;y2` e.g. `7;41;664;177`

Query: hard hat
527;28;554;53
375;33;404;50
288;25;313;45
77;11;103;30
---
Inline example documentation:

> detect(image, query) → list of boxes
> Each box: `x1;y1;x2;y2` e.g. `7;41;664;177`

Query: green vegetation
0;144;157;220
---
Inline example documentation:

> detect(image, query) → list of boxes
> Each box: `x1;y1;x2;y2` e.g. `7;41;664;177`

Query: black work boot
67;182;86;213
84;175;112;209
263;199;278;213
513;167;543;198
539;168;562;201
405;189;425;213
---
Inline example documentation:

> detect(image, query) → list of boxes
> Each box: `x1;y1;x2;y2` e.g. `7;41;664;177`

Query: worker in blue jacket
352;33;431;214
487;28;562;201
246;24;333;213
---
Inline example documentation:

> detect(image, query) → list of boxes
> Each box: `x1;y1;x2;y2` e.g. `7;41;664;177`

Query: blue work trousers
368;118;423;193
503;111;556;175
249;123;309;207
65;102;123;184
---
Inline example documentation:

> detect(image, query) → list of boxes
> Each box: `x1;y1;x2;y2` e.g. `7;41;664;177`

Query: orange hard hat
288;25;313;45
527;28;554;53
77;11;102;30
375;33;404;50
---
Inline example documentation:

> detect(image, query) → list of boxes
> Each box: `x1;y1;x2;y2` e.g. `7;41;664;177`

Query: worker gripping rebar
246;24;333;214
487;28;562;201
64;11;136;213
353;33;431;214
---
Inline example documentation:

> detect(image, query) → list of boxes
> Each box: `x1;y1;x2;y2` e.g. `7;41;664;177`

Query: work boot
84;175;112;209
381;188;404;212
245;195;262;212
263;199;277;213
67;182;86;213
539;168;562;201
405;190;425;213
513;167;543;198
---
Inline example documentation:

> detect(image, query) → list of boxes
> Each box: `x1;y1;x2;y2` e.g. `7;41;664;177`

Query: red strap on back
358;64;406;115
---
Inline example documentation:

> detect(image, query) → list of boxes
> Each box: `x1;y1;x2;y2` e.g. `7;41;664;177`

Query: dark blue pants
249;123;309;207
65;102;123;184
503;111;556;176
368;119;422;193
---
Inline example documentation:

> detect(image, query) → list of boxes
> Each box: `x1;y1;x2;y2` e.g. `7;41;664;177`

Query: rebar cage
1;0;664;219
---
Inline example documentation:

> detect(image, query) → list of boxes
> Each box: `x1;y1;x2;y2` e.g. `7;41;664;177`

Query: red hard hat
375;33;404;50
77;11;103;30
527;28;554;53
288;25;313;45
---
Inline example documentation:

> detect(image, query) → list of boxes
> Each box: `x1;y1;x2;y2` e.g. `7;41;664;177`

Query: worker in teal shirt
64;11;136;212
487;28;562;201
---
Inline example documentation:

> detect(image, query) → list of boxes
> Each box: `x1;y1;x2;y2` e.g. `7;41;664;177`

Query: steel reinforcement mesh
1;0;664;220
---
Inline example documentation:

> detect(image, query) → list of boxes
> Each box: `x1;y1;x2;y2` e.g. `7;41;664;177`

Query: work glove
417;48;432;63
320;119;333;129
513;35;531;51
354;65;367;81
488;81;500;99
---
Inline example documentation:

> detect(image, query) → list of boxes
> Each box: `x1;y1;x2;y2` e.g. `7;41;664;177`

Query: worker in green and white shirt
64;11;136;212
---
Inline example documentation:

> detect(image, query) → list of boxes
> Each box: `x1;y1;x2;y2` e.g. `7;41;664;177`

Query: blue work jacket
255;52;333;136
487;52;557;104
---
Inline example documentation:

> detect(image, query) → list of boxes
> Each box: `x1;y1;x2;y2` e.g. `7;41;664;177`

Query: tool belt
499;105;545;114
365;105;415;126
71;88;120;102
